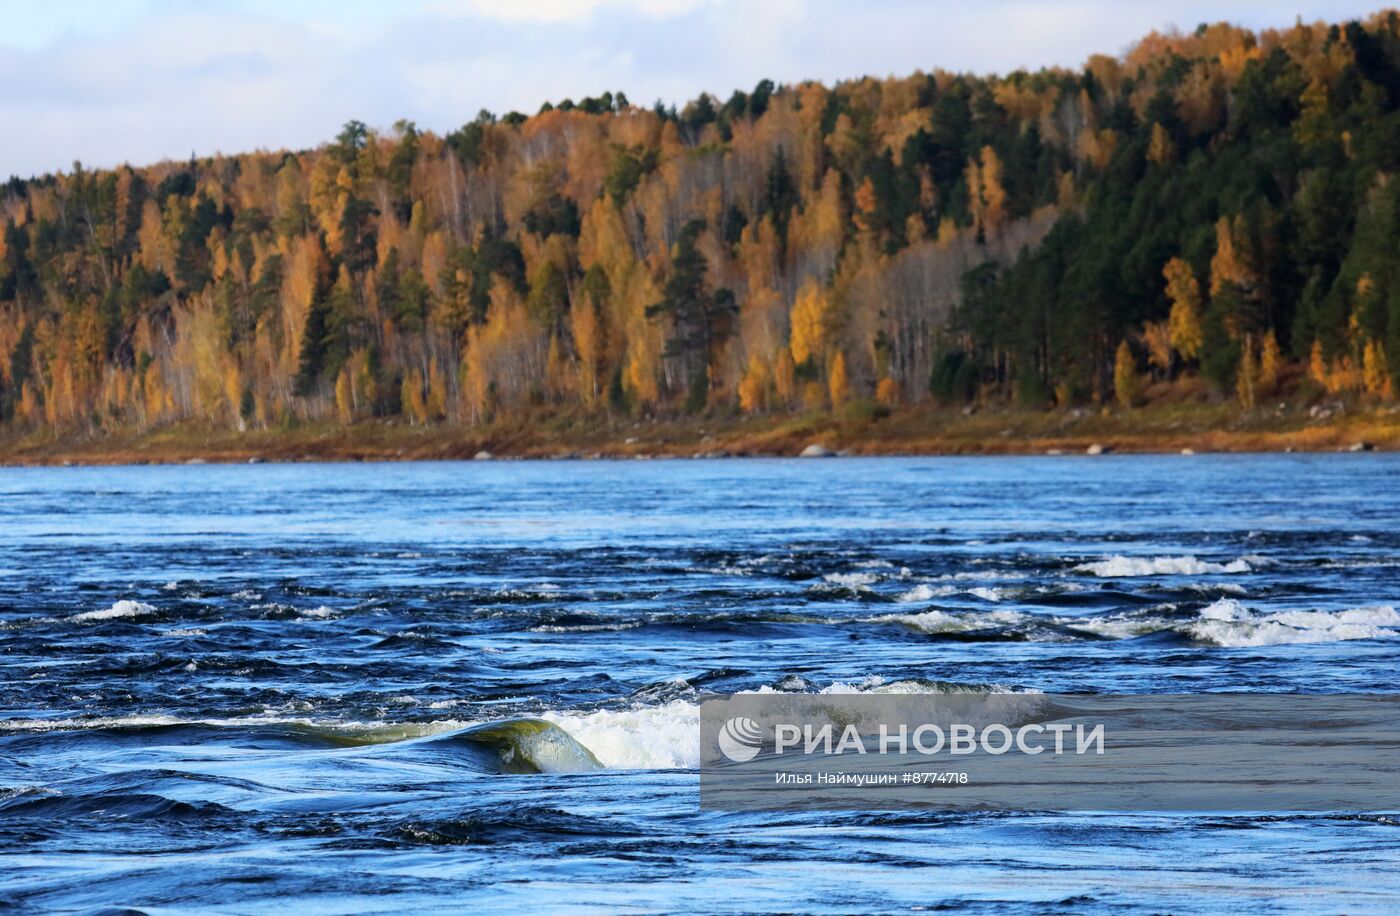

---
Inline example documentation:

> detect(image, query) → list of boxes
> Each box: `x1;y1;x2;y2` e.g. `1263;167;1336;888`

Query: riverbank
3;400;1399;465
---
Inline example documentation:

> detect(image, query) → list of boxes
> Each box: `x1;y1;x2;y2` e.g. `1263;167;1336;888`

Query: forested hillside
4;13;1400;437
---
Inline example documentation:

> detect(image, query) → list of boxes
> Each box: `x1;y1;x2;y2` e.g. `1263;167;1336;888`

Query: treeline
3;13;1400;434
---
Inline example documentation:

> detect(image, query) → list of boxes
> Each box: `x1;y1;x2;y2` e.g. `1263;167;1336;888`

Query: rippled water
3;456;1399;912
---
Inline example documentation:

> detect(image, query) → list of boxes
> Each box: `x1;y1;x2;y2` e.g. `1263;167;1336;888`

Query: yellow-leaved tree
571;292;603;408
1147;123;1175;166
828;352;849;409
1163;257;1203;362
1258;330;1281;395
773;348;796;409
788;279;831;368
737;354;769;414
1113;340;1143;407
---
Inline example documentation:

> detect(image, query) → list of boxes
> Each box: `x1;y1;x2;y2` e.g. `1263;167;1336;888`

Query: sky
0;0;1387;179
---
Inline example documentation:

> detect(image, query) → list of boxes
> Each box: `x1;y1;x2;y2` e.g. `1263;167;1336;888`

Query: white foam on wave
1060;612;1177;640
542;699;698;770
895;583;1008;603
1186;598;1400;647
896;583;958;602
849;606;1122;642
68;600;156;622
820;571;881;588
872;608;1029;634
874;598;1400;647
544;676;1030;770
1074;555;1252;577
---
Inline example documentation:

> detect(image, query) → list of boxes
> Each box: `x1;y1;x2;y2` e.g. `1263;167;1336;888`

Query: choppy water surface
2;455;1399;912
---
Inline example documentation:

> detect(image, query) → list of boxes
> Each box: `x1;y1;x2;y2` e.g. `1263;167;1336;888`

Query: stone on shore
799;444;836;458
473;450;494;460
1085;443;1111;456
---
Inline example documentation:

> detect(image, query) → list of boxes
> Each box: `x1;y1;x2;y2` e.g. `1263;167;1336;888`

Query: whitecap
68;600;155;623
542;699;699;770
895;583;958;602
872;609;1029;634
1073;555;1252;577
820;571;881;588
895;584;1005;603
1185;598;1400;647
542;677;1035;770
934;570;1030;582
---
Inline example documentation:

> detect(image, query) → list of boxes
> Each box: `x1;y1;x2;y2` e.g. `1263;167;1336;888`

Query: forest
4;12;1400;439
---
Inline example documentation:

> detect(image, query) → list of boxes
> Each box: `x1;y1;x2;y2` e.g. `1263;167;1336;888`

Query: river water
2;456;1398;912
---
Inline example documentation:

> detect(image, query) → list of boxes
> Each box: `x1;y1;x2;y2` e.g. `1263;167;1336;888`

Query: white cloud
0;0;1388;179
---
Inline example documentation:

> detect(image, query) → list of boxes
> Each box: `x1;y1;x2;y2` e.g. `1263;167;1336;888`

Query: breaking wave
68;600;157;622
874;599;1400;647
1073;556;1254;577
0;676;1024;773
1186;598;1400;647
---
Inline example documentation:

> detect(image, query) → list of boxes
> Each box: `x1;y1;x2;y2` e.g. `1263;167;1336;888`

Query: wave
401;719;604;774
68;599;156;622
546;675;1030;770
810;571;885;593
896;584;1006;603
871;608;1032;635
1186;598;1400;647
874;599;1400;647
0;676;1024;773
542;700;698;769
1073;556;1253;577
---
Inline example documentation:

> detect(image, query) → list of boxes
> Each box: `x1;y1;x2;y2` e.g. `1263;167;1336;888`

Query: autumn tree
4;12;1400;436
1113;340;1143;407
1163;257;1203;362
788;278;831;369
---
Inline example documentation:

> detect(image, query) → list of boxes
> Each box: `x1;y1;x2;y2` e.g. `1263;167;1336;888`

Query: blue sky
0;0;1386;178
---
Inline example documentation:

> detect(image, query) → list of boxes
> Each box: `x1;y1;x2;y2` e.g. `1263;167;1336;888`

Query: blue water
2;455;1399;912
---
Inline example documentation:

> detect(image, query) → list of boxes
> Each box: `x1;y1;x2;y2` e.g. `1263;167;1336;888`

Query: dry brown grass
1;399;1397;465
